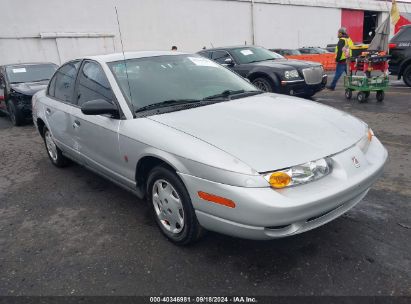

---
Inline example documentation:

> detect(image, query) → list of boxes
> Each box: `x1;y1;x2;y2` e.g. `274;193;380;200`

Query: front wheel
345;89;352;100
376;91;385;102
357;91;367;103
403;65;411;87
252;77;275;92
7;100;24;126
43;127;69;167
147;166;204;245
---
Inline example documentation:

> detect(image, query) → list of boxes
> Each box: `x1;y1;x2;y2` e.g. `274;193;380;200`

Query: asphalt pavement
0;79;410;296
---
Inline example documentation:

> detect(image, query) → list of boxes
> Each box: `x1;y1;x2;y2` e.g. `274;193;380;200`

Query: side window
76;61;114;107
47;73;57;97
212;51;231;64
398;28;411;41
198;51;212;59
52;61;80;103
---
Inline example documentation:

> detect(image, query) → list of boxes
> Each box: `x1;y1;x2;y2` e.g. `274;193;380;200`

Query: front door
71;60;123;181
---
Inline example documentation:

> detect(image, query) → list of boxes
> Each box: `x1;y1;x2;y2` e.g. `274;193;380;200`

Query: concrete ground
0;79;410;296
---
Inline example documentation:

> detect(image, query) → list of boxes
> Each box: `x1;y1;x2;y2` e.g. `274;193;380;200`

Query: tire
357;91;367;103
376;91;385;102
403;65;411;87
345;89;352;100
7;100;24;126
42;126;69;167
252;77;275;92
147;165;204;245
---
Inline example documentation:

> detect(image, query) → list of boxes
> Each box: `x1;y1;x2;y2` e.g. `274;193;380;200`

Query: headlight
263;158;333;189
357;128;374;153
284;70;299;79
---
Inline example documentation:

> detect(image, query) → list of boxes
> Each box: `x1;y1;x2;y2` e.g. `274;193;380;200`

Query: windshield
6;64;58;84
230;47;284;64
108;54;258;110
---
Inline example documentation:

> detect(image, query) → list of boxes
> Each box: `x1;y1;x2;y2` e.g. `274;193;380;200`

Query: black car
198;46;327;97
0;62;58;126
389;25;411;87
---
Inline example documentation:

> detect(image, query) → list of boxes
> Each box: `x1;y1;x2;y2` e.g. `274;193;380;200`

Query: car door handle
73;120;81;128
46;108;51;115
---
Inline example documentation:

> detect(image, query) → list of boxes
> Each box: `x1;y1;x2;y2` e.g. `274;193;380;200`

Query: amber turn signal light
367;128;373;142
198;191;236;208
268;172;292;189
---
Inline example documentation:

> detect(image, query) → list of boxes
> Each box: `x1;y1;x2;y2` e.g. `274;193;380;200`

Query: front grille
302;66;324;85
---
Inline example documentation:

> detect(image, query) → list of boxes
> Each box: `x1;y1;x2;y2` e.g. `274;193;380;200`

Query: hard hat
338;27;348;35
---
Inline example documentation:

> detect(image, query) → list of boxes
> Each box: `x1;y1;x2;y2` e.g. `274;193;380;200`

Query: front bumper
279;75;327;96
178;136;387;240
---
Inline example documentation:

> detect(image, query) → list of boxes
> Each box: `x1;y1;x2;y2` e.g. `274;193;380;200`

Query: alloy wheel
253;79;270;91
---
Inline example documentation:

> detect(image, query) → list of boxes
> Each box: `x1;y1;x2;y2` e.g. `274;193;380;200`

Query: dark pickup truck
389;25;411;87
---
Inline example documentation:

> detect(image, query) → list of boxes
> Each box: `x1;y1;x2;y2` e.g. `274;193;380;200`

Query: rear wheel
403;65;411;87
252;77;275;92
43;127;69;167
7;100;24;126
147;165;204;245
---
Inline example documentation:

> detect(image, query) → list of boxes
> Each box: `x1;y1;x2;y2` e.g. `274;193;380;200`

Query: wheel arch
135;153;186;198
247;71;280;90
36;118;46;137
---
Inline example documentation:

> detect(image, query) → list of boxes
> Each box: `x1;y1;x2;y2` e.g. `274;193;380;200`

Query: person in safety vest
327;27;354;91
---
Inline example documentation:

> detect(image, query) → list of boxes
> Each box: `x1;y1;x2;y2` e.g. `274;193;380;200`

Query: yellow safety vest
335;37;354;60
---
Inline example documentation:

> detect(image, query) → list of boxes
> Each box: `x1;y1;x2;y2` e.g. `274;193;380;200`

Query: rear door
42;60;81;161
71;60;123;180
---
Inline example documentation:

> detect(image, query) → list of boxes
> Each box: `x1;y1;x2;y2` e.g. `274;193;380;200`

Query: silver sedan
32;51;388;245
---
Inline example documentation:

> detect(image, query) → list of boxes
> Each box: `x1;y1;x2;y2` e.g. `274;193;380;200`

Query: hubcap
152;179;184;234
45;131;58;162
253;80;270;91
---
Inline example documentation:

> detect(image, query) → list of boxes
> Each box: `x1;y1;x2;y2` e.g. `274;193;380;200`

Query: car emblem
352;156;360;168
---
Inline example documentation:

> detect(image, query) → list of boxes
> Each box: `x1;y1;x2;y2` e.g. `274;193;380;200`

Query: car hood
149;94;367;172
253;59;321;70
10;81;49;96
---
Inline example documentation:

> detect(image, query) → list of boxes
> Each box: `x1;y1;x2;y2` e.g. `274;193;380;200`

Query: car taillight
389;43;397;49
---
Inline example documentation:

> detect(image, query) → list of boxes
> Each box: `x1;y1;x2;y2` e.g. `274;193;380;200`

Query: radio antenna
115;6;134;110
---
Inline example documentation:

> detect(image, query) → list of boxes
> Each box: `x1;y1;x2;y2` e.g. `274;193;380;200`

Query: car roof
84;51;190;63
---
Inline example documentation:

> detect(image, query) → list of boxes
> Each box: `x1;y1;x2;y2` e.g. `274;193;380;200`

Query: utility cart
344;52;390;103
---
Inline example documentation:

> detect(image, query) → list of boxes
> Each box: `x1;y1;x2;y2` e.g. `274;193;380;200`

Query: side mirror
81;99;119;116
222;57;234;67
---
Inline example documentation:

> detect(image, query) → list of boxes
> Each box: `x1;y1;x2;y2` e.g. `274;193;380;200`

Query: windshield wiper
135;99;201;113
203;89;262;100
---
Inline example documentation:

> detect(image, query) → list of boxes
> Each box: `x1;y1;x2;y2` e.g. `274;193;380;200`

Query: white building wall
253;3;341;48
1;0;411;65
